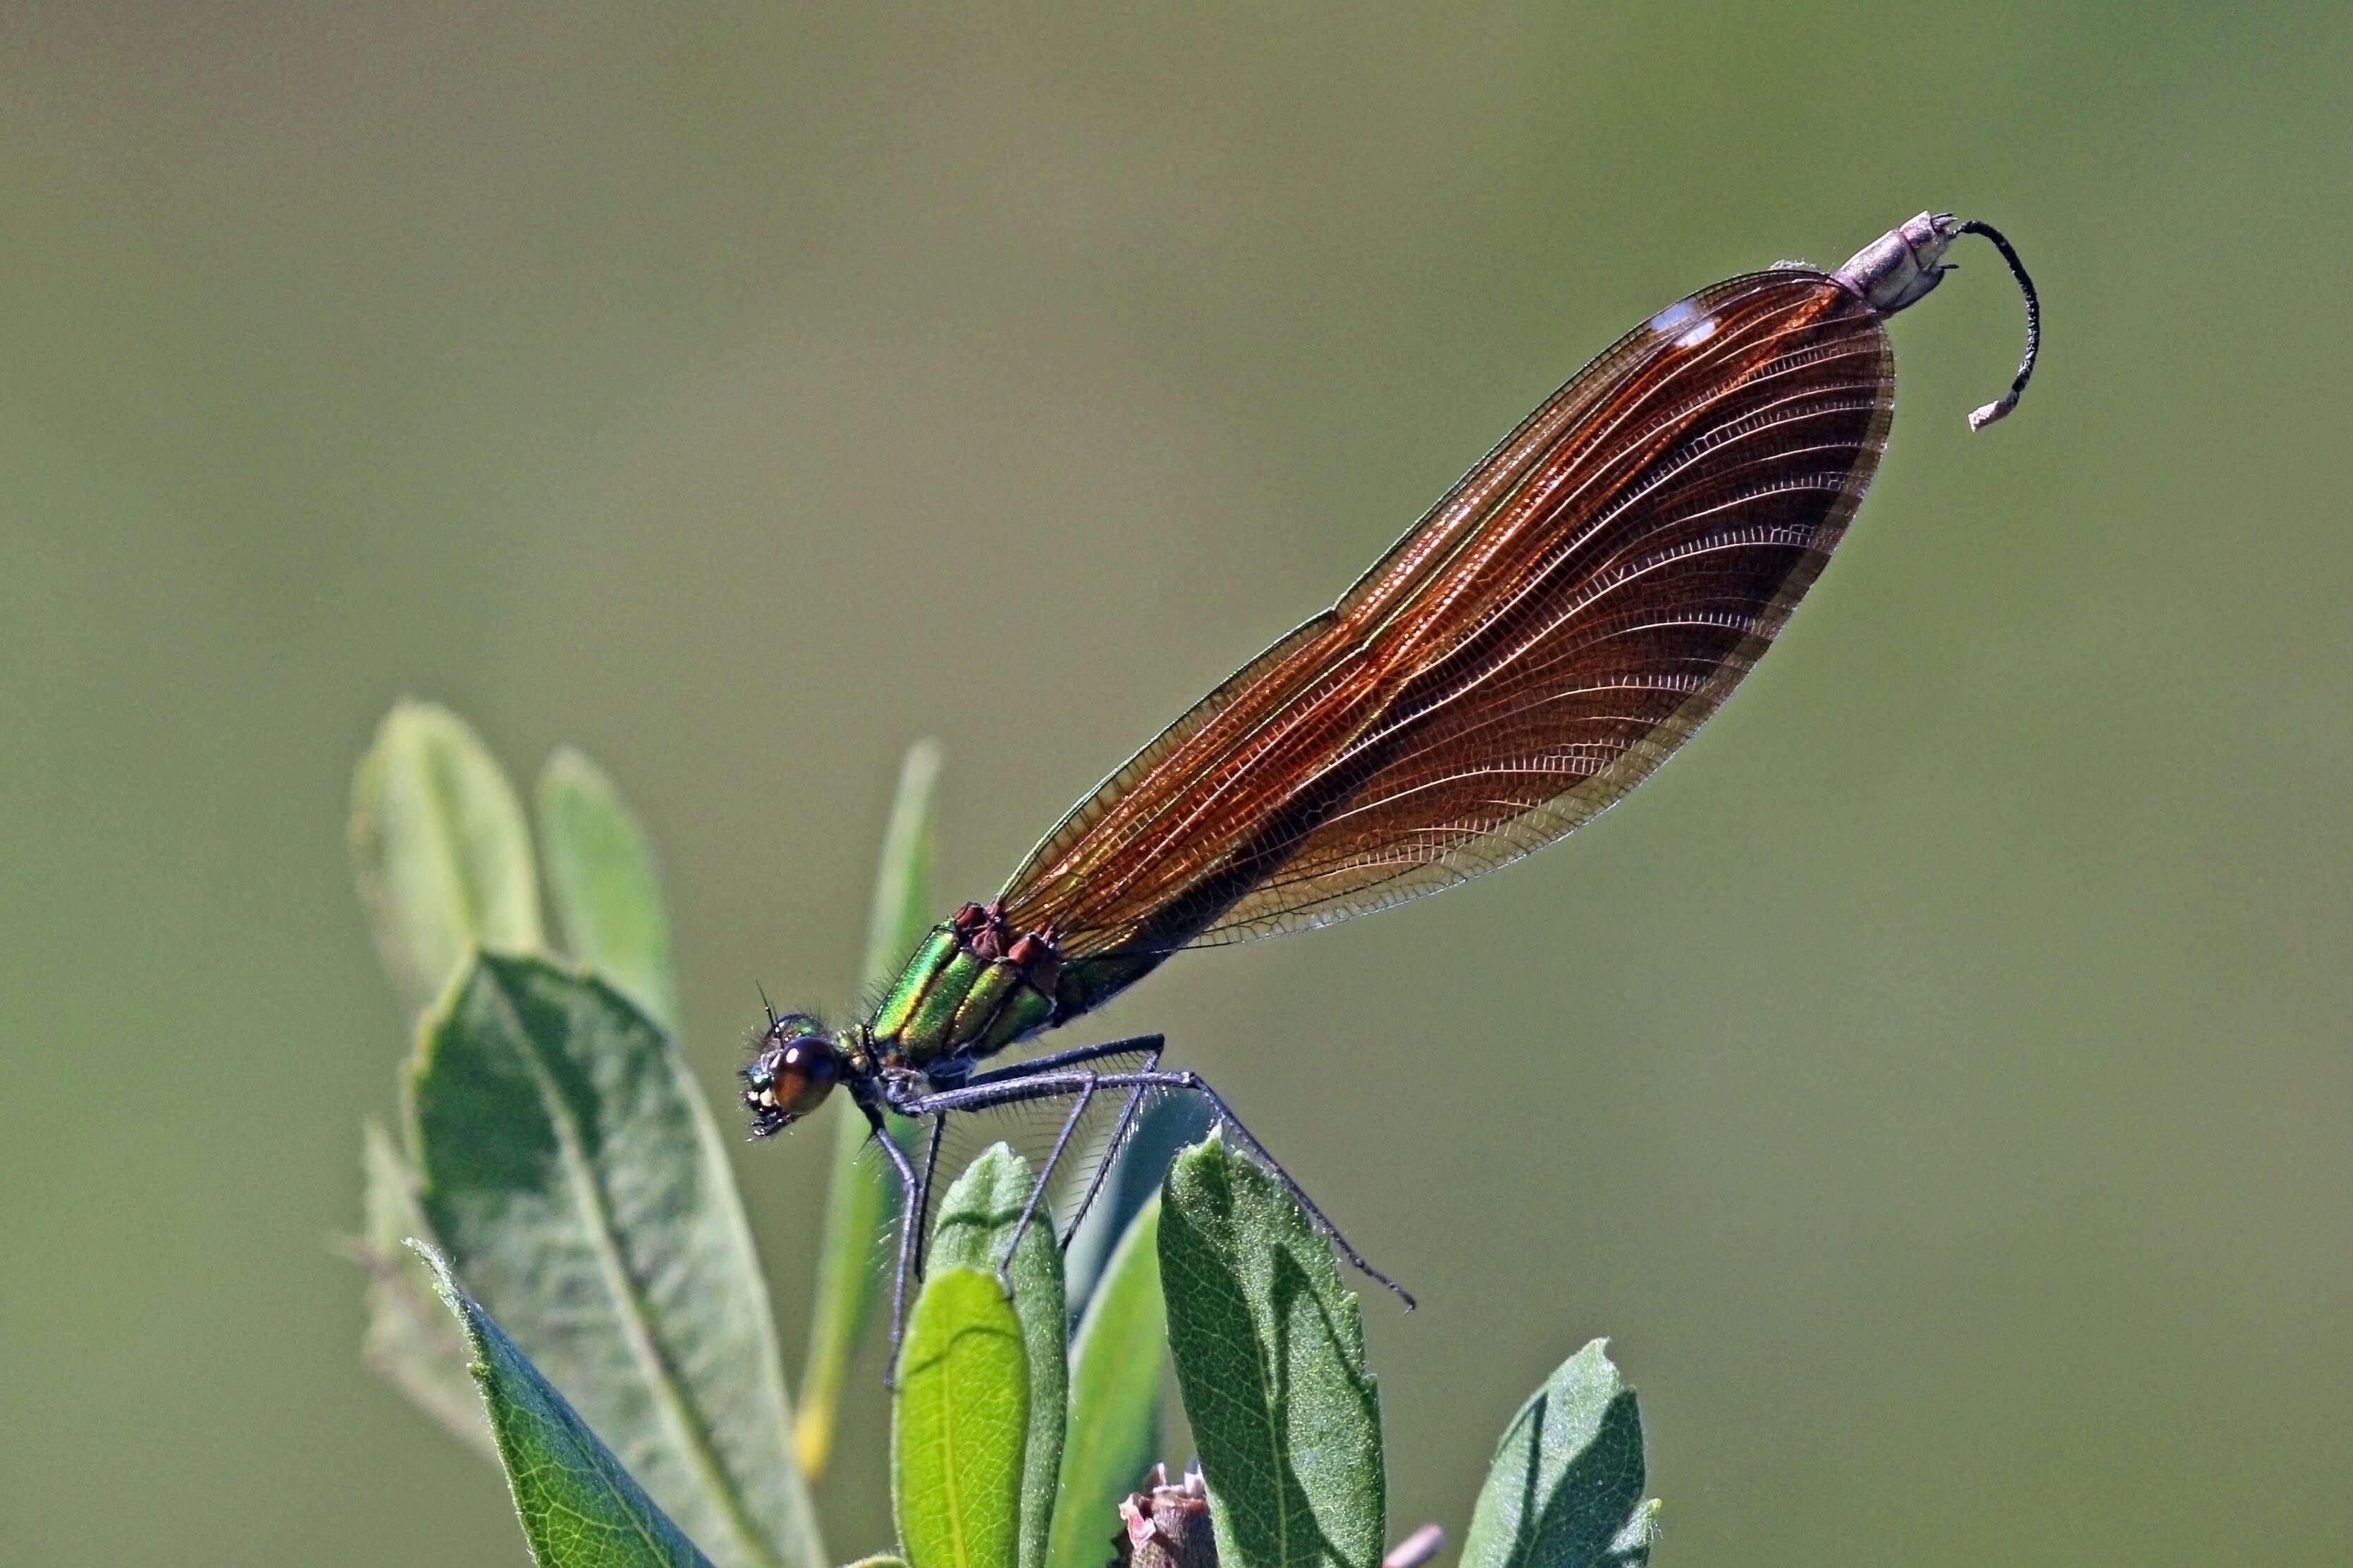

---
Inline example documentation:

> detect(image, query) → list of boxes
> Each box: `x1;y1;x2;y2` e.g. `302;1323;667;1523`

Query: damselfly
745;210;2041;1353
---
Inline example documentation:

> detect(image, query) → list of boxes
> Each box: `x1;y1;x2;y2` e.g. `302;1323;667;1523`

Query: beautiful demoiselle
745;210;2041;1346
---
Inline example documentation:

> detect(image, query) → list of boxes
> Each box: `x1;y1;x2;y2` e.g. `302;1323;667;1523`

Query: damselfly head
743;1013;844;1135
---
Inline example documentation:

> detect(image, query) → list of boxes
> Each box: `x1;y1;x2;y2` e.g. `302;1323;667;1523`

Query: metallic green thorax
868;920;1056;1066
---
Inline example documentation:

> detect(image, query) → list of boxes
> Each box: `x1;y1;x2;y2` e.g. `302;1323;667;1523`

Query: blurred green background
5;2;2349;1562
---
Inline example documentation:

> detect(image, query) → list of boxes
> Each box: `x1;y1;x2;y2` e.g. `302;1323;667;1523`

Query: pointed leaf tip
351;700;542;1022
536;746;680;1034
1460;1340;1652;1568
410;1241;718;1568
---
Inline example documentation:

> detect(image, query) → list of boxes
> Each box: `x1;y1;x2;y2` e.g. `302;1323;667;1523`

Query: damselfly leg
866;1054;1413;1370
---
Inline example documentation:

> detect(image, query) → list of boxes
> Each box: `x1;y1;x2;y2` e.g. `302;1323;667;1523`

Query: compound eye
744;1032;840;1132
773;1038;840;1112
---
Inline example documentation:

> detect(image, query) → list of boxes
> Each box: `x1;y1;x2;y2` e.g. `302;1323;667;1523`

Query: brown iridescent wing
1000;269;1895;1001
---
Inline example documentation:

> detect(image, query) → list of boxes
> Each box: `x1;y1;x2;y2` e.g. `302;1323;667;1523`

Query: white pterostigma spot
1647;299;1701;333
1647;297;1717;348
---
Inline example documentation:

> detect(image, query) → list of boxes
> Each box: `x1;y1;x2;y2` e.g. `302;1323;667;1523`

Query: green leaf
414;1240;717;1568
351;700;544;1022
410;953;823;1568
1458;1341;1654;1568
924;1146;1068;1568
893;1267;1030;1568
1048;1196;1167;1568
536;746;680;1035
799;738;943;1479
1604;1503;1660;1568
1158;1134;1384;1568
353;1119;495;1457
